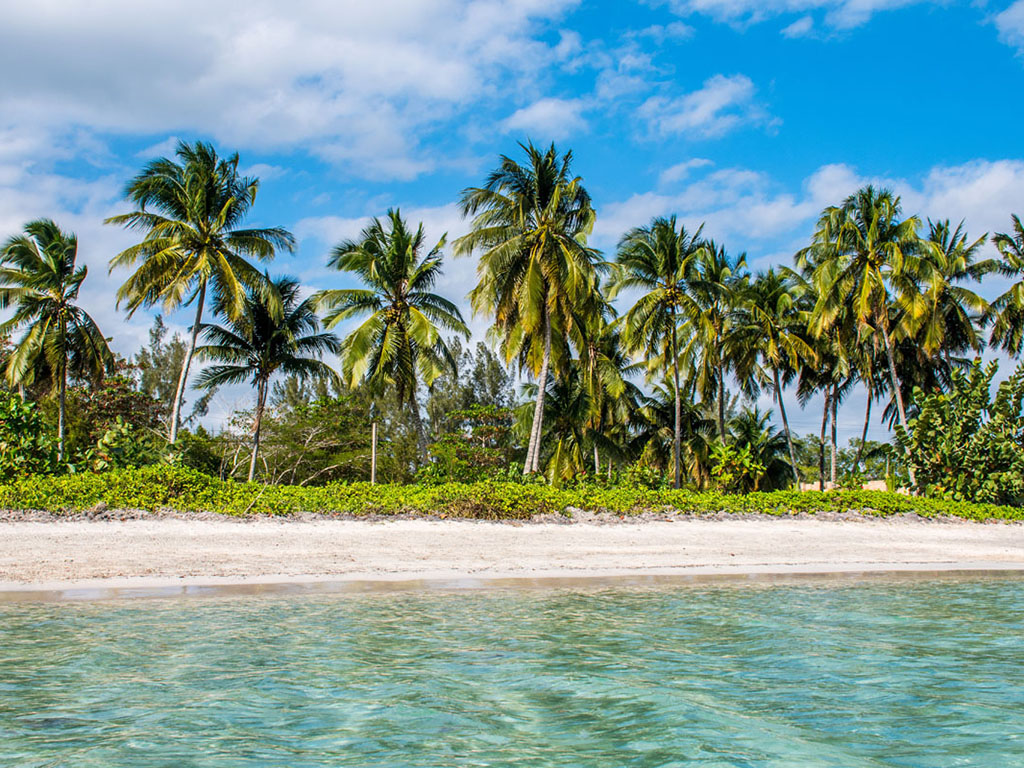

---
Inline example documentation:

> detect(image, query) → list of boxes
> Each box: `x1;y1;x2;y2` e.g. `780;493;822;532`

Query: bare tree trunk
169;284;206;444
410;389;427;460
774;368;800;489
524;307;551;475
830;389;838;487
247;378;267;483
819;385;829;491
855;386;872;473
671;311;682;489
370;421;377;485
593;444;600;475
882;330;916;486
57;359;66;463
717;368;727;441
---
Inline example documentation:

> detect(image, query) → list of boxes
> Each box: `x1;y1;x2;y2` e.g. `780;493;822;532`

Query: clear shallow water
1;579;1022;767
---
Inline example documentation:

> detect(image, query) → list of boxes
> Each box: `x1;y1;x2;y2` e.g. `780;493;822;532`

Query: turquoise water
1;579;1022;767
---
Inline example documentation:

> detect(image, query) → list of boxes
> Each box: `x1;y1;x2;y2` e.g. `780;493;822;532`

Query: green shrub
0;466;1020;522
896;360;1024;505
0;392;58;479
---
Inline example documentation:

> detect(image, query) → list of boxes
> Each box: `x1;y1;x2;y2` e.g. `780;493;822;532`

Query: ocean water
1;578;1022;767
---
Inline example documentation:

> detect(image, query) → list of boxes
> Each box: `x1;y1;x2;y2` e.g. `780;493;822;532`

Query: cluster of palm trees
2;138;1023;489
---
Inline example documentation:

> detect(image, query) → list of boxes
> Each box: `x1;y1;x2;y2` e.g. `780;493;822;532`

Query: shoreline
3;516;1024;600
3;562;1024;602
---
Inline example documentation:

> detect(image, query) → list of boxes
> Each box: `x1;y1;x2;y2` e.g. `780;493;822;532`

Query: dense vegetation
2;138;1024;515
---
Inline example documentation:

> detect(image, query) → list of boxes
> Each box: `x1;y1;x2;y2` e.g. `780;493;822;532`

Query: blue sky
2;0;1024;441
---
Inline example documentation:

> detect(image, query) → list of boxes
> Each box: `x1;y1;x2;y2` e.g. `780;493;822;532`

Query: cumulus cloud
995;1;1024;53
639;74;773;138
0;0;581;180
500;98;590;140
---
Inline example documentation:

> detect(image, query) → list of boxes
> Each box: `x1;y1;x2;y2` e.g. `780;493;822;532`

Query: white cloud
658;0;935;31
658;158;714;185
639;74;773;138
0;0;581;180
781;15;815;36
995;1;1024;52
500;98;590;140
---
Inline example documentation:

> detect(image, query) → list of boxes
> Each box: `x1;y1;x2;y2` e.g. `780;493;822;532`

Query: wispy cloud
639;74;774;138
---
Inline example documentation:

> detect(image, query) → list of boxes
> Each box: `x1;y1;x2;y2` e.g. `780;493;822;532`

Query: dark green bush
0;392;58;478
0;465;1020;522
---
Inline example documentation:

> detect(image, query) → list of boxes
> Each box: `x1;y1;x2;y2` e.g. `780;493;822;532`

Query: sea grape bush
0;465;1020;522
0;392;57;479
896;360;1024;505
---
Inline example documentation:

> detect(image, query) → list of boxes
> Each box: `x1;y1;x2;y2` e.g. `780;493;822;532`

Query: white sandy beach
1;517;1023;596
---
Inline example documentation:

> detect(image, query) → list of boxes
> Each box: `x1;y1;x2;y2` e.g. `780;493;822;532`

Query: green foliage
90;417;162;472
418;405;516;484
709;442;766;493
896;360;1024;505
0;392;57;478
0;466;1021;522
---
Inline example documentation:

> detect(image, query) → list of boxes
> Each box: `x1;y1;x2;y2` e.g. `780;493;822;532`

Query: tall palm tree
194;276;339;482
612;215;704;488
315;209;469;456
733;269;814;488
679;239;747;440
0;219;113;460
988;214;1024;356
800;186;922;483
454;142;604;475
907;219;991;364
106;140;294;444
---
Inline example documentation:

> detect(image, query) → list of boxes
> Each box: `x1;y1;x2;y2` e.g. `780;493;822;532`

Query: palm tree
907;219;991;365
679;239;747;440
194;277;339;482
314;209;469;457
106;140;294;444
800;186;923;483
612;215;704;488
733;269;814;488
988;215;1024;356
634;382;716;489
727;406;794;493
0;219;113;460
454;142;604;475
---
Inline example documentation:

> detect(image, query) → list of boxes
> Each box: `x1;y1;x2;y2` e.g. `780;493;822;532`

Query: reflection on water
1;580;1022;767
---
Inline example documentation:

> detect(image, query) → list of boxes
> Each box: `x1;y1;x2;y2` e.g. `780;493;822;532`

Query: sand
1;516;1023;597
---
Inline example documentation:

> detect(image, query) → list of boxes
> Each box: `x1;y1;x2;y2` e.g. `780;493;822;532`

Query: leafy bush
0;465;1020;522
0;392;58;478
896;360;1024;505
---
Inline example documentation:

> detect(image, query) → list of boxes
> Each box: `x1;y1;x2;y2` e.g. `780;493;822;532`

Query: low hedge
0;466;1021;522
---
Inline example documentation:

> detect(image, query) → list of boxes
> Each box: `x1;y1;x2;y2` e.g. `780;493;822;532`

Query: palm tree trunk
169;284;206;444
524;306;551;475
370;420;378;485
671;311;682;489
773;368;800;489
819;386;829;491
717;367;726;441
830;390;838;487
882;329;916;486
57;359;66;463
855;386;872;473
593;444;600;475
247;378;267;483
410;389;427;460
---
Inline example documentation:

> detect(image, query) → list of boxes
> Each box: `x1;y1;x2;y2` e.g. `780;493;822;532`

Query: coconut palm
799;186;923;483
106;140;294;444
0;219;113;459
678;239;747;440
728;406;794;493
988;214;1024;357
611;215;705;488
634;382;716;489
314;209;469;457
733;269;814;488
454;142;604;475
194;276;339;482
907;219;991;364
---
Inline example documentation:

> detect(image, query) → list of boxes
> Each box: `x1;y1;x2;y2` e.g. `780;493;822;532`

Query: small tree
895;360;1024;505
